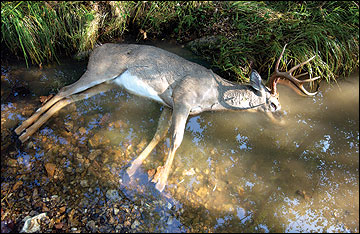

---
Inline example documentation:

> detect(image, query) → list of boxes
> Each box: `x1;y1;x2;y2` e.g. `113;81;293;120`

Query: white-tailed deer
15;43;320;192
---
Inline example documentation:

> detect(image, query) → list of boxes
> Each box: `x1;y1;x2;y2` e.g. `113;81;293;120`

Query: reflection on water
1;43;358;232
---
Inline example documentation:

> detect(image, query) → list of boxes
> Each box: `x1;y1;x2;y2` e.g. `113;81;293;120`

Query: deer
15;43;320;192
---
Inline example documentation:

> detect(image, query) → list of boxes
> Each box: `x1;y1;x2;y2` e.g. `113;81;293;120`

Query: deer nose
270;102;277;111
266;110;285;126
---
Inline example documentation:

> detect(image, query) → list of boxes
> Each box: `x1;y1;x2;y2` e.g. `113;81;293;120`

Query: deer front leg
126;107;172;176
152;105;190;192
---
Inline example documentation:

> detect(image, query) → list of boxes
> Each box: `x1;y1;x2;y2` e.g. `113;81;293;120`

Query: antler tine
268;44;320;96
295;72;308;78
288;55;316;74
267;44;288;95
300;76;321;82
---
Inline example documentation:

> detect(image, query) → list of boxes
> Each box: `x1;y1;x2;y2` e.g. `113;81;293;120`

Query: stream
1;42;358;232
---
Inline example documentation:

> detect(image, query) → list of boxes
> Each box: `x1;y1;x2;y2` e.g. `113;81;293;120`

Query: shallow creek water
1;42;359;232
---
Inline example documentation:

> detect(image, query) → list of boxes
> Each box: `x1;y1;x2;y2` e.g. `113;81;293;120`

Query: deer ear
250;70;263;91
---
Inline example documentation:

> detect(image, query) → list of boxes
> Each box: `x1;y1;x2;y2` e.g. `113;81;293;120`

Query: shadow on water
1;41;358;232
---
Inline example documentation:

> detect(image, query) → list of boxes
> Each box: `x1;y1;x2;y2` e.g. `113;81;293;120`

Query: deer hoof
155;180;166;192
126;165;138;177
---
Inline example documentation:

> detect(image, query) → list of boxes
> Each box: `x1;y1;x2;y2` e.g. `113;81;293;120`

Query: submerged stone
21;213;47;233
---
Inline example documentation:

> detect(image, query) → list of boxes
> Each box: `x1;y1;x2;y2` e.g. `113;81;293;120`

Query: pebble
86;220;97;232
44;163;56;178
183;168;196;176
12;180;23;191
167;216;174;225
114;207;119;215
21;213;47;233
106;189;121;202
78;127;87;135
80;180;89;187
88;149;102;161
131;220;140;229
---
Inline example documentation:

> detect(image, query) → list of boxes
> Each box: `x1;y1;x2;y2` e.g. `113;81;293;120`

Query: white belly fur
114;70;165;104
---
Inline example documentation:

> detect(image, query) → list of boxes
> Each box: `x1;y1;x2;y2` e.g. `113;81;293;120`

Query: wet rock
80;180;89;187
76;153;83;160
60;130;72;139
54;222;64;229
109;120;126;129
147;169;156;178
296;190;311;201
64;120;74;132
113;207;119;215
183;168;196;176
235;185;244;195
131;220;140;229
1;220;15;233
68;209;79;227
32;188;39;200
21;213;47;233
88;161;101;177
106;189;121;202
78;127;87;135
39;94;53;105
167;216;174;225
12;180;23;191
86;220;97;232
75;167;84;173
1;128;11;151
44;163;56;178
195;186;208;198
88;133;110;148
112;148;124;160
186;36;222;54
99;113;111;125
6;158;18;167
88;149;102;161
83;158;91;168
66;166;73;173
59;206;66;214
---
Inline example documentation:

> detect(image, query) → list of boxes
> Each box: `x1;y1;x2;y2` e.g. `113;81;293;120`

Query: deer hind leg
15;71;102;135
15;94;65;135
126;107;172;177
18;82;114;143
152;105;190;192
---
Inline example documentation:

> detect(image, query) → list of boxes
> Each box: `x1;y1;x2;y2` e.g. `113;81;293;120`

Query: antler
268;44;321;96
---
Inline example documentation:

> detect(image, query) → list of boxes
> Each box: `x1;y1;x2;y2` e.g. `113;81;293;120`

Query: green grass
1;1;358;82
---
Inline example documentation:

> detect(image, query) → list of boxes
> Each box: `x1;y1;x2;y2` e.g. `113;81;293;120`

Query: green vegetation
1;1;359;82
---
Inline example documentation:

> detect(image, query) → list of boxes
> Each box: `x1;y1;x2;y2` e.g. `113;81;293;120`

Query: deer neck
211;73;267;112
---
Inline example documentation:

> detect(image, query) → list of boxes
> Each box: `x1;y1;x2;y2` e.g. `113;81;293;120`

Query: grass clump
1;1;132;66
1;1;358;82
185;1;359;82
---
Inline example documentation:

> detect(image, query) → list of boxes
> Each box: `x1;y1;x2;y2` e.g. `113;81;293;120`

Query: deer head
248;44;320;116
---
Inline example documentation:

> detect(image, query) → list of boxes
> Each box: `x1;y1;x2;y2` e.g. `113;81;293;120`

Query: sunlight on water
2;43;358;232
